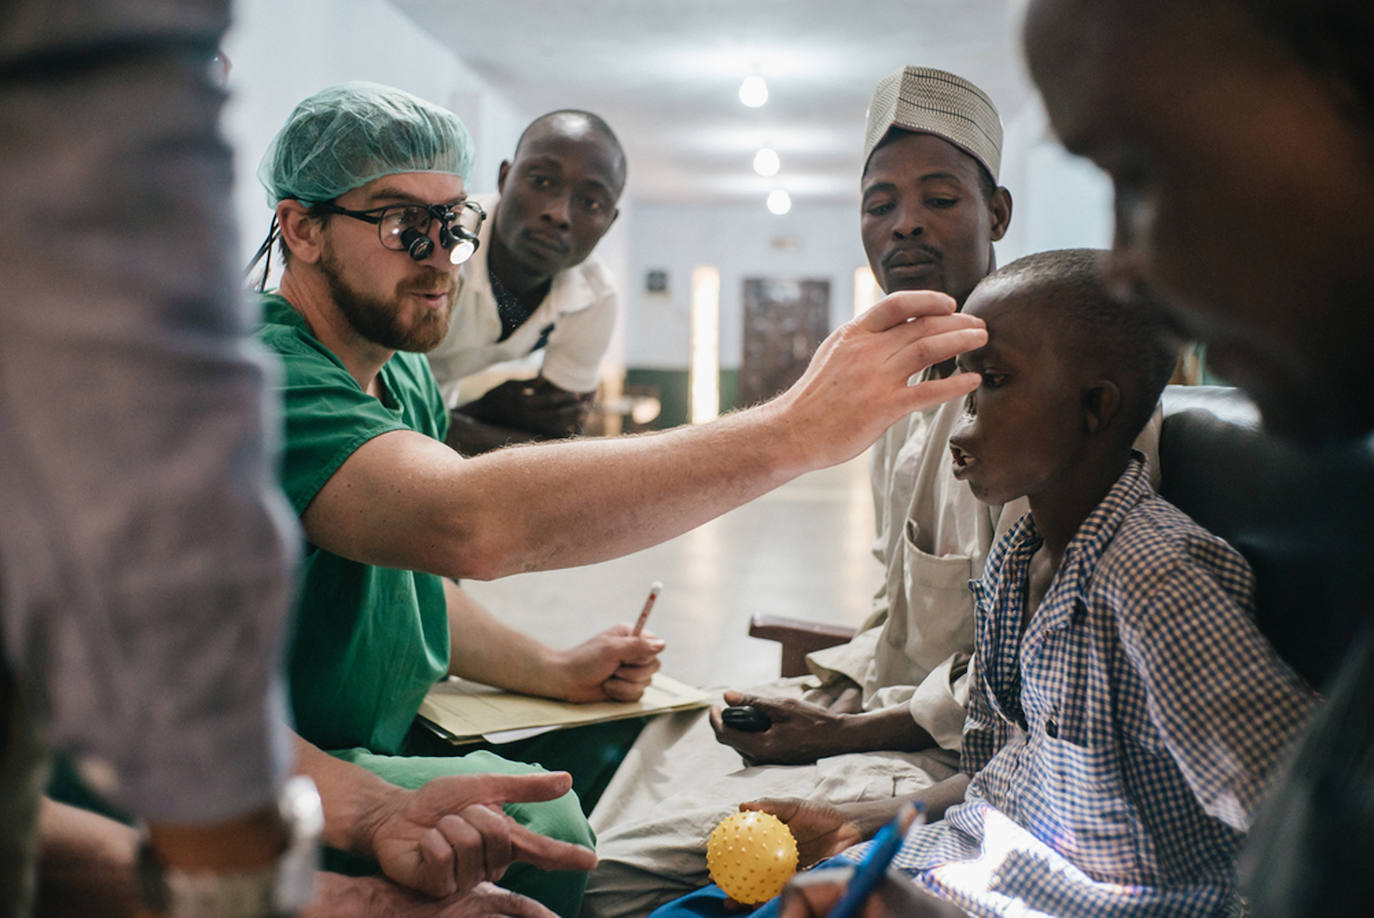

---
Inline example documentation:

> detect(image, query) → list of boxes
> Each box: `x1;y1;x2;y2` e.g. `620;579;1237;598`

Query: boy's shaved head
982;249;1179;439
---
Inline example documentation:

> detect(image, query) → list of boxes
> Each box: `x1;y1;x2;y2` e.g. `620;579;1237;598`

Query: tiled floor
463;452;882;691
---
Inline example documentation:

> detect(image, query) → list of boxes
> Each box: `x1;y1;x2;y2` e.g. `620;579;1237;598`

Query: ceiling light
738;74;768;108
766;189;791;215
753;147;780;177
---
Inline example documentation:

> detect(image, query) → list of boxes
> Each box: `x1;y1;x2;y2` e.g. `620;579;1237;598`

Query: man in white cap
580;66;1017;918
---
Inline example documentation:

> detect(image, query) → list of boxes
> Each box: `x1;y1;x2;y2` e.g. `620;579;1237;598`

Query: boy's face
948;282;1084;505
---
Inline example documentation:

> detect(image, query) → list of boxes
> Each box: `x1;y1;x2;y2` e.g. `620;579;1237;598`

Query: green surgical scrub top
257;294;451;754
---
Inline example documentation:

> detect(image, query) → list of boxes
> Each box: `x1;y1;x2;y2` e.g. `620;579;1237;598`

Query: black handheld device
721;704;772;732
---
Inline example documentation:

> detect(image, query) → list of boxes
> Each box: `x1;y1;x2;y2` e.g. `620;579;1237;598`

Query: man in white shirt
426;110;625;454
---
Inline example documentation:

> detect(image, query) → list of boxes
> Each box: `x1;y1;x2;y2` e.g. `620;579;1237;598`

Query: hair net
258;81;475;205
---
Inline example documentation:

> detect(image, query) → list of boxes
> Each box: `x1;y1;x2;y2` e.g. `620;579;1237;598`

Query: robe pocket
1027;734;1144;882
880;520;974;673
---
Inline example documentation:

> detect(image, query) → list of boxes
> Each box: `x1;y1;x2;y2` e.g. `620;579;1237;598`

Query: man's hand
774;801;964;918
313;874;560;918
764;291;985;473
738;798;863;869
549;624;665;702
359;772;596;899
776;867;968;918
711;691;936;765
709;692;847;765
460;378;592;439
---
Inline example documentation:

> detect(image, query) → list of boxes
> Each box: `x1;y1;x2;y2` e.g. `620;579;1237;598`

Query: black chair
1157;386;1373;689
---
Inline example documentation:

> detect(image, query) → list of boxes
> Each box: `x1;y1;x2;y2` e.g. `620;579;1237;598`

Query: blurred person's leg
1;660;48;918
1;3;298;913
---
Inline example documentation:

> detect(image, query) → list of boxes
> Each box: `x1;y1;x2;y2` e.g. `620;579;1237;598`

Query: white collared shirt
426;192;618;406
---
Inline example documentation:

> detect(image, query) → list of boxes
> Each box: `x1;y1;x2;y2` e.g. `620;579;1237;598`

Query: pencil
632;581;663;635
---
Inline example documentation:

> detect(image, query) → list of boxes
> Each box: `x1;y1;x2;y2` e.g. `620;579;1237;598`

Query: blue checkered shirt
841;456;1315;917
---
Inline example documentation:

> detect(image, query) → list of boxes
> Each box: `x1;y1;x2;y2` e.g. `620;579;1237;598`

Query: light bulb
766;189;791;215
753;147;780;177
739;74;768;108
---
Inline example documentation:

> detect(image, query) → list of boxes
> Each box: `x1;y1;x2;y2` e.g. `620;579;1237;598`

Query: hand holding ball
706;810;799;904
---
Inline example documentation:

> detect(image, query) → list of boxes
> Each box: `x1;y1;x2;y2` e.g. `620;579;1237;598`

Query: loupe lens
399;227;433;260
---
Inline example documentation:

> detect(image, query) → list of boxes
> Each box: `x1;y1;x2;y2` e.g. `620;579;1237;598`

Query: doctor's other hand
549;624;665;703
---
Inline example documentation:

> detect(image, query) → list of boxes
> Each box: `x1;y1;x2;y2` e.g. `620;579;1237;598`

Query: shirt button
1045;719;1059;738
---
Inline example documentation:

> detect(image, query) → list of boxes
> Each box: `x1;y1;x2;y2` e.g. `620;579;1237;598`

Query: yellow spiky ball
706;810;799;904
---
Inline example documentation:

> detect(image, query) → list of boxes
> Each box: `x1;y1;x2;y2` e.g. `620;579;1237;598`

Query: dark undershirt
490;266;552;344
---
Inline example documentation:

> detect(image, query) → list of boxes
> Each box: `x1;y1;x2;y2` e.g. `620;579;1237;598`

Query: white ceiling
390;0;1034;205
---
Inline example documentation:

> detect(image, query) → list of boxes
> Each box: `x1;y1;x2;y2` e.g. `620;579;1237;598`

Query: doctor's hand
362;771;596;899
762;291;985;473
548;624;665;703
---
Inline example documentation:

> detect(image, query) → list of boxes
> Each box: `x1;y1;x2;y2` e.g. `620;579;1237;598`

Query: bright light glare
766;189;792;215
753;147;780;177
630;397;661;426
690;266;720;424
738;74;768;107
853;266;882;317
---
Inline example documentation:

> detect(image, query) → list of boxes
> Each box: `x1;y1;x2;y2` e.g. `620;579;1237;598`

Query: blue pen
826;803;925;918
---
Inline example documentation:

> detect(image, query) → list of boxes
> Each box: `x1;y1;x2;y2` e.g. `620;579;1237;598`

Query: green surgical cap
258;81;474;205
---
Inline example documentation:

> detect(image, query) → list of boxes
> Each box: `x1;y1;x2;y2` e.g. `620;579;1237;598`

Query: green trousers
403;716;647;816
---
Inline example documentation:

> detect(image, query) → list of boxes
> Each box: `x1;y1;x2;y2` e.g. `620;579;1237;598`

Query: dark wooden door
738;277;832;407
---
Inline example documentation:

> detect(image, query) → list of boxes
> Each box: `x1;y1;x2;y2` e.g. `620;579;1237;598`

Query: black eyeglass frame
244;198;486;291
313;199;485;264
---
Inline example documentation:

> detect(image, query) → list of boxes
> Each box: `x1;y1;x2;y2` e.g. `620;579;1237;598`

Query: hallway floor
463;453;882;692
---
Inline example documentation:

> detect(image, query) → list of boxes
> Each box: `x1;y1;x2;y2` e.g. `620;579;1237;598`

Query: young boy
652;249;1315;917
851;248;1316;915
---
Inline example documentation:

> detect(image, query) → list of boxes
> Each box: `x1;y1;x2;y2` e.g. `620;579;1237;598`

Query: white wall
997;95;1114;264
220;0;524;268
593;203;633;374
216;0;1111;372
625;201;868;370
